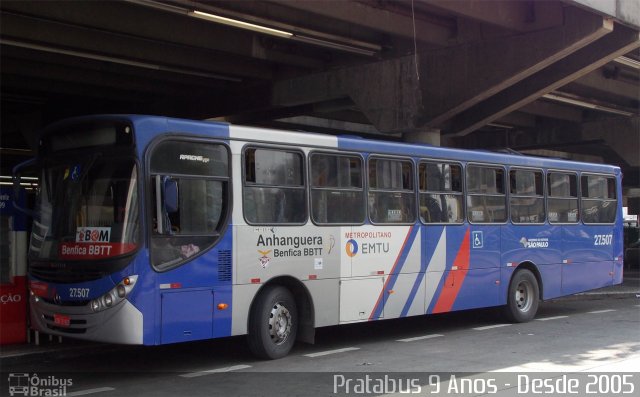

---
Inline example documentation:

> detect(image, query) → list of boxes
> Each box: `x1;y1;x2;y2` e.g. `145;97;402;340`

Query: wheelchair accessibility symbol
472;231;483;249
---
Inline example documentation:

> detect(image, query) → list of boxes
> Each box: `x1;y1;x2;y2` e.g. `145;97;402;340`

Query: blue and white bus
15;115;623;359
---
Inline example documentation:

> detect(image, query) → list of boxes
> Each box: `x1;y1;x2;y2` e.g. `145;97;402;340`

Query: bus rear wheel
248;285;298;359
503;269;539;323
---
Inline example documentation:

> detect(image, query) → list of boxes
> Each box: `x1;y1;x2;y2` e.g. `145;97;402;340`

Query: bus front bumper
30;294;143;344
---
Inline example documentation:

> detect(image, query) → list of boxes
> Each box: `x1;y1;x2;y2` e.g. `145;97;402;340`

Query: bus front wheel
248;285;298;359
503;269;539;323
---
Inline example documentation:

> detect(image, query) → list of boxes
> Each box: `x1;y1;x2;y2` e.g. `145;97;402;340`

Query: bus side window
581;174;617;224
368;157;416;224
510;169;544;224
419;161;463;224
310;153;364;225
243;148;306;225
548;172;579;223
466;165;506;223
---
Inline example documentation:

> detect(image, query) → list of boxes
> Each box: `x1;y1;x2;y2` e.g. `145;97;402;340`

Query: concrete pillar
403;129;441;146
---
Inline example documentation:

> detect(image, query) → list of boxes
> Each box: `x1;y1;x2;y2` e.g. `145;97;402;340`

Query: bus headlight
90;275;138;313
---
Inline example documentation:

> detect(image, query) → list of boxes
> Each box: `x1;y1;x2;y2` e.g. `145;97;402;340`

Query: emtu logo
345;239;359;257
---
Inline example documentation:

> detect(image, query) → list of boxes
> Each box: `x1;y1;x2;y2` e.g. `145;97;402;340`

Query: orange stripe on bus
432;228;470;314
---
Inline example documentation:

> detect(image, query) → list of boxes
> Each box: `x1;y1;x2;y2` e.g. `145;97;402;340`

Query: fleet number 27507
594;234;613;246
69;288;90;298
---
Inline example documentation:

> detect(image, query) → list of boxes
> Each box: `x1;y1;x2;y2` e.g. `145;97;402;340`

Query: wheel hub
268;302;292;345
515;280;533;312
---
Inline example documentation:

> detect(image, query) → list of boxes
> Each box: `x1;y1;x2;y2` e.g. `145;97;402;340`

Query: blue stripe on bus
400;226;444;317
400;272;424;318
369;225;420;320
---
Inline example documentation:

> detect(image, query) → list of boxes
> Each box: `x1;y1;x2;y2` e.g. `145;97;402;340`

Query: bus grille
45;325;87;334
218;250;232;282
42;314;87;334
30;267;108;283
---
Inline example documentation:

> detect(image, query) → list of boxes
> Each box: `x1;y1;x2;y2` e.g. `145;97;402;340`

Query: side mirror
163;177;179;213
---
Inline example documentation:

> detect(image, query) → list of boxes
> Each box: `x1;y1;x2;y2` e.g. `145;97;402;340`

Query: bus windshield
30;154;139;262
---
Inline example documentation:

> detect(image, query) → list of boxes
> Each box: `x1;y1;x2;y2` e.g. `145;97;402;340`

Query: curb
554;291;640;301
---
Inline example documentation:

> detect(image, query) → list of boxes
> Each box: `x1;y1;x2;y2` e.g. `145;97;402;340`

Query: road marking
180;364;252;378
67;388;115;396
397;334;444;342
536;315;569;321
588;309;616;314
473;324;512;331
304;347;360;357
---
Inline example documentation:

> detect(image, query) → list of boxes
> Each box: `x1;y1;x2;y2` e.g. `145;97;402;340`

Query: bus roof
44;114;620;176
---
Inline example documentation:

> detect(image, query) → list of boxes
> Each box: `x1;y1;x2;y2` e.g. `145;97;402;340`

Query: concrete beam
520;101;584;123
403;129;441;146
582;116;640;166
272;116;383;136
2;0;320;69
421;7;612;127
0;7;274;80
426;0;564;32
0;56;225;98
565;69;640;103
447;23;640;136
274;6;612;134
494;111;538;128
271;0;453;46
567;0;640;29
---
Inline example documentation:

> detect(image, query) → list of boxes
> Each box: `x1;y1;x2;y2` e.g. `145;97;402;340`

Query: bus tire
247;285;298;359
503;269;539;323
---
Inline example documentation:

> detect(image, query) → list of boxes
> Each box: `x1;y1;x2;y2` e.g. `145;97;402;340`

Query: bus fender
250;276;315;344
510;262;544;301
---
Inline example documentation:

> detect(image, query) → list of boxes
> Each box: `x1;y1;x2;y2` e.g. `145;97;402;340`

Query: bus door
148;139;232;343
454;224;500;310
341;156;418;322
438;164;505;312
501;169;562;300
417;161;497;313
562;174;616;295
